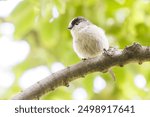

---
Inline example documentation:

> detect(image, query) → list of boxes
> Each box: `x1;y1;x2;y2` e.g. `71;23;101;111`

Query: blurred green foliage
1;0;150;99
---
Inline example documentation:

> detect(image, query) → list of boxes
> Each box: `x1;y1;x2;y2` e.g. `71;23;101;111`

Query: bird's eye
75;22;79;25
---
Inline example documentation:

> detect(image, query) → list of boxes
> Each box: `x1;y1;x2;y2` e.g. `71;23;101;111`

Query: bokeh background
0;0;150;100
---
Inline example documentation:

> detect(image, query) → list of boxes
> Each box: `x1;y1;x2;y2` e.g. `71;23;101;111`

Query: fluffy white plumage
68;16;109;59
68;16;115;80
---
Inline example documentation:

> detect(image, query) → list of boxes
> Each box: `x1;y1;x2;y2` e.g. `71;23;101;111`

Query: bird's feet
82;58;87;61
103;47;117;57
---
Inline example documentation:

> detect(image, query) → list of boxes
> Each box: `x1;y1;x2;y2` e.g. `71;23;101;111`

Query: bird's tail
108;69;116;81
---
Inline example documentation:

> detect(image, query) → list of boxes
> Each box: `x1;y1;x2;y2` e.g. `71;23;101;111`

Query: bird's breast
72;25;109;58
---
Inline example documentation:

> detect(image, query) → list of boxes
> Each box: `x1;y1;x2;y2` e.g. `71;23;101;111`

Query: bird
68;16;109;59
68;16;115;80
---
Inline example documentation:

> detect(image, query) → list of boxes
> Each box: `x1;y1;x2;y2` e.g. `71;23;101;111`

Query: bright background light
0;2;63;92
51;62;65;73
134;74;147;89
72;87;88;100
0;69;15;96
49;6;59;22
93;76;107;93
19;66;51;89
0;0;22;18
0;0;30;93
115;8;130;23
0;37;30;68
0;69;15;88
0;22;15;36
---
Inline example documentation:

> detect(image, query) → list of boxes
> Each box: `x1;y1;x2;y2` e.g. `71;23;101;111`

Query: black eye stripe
71;18;80;26
70;17;87;29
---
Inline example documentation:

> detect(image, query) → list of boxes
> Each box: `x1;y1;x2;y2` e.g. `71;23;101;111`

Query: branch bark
12;43;150;100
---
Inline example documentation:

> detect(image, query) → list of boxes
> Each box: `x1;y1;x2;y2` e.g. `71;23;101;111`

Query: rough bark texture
12;43;150;100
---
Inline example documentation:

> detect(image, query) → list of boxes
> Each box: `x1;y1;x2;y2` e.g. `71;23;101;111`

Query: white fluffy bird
68;16;109;59
68;16;115;80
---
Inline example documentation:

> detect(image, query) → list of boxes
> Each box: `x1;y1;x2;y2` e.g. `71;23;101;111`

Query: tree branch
12;43;150;100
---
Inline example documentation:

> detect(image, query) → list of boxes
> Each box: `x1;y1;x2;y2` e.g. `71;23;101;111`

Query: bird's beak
68;24;73;30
